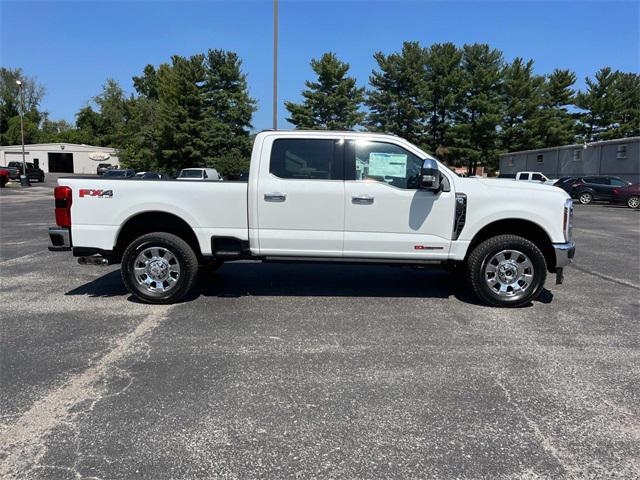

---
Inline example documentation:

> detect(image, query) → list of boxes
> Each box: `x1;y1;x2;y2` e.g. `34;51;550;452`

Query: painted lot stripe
0;306;171;479
570;264;640;291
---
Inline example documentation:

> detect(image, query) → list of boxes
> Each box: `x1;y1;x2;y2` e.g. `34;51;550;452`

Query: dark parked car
553;177;578;193
102;169;136;179
134;171;170;180
611;183;640;209
567;176;632;204
97;163;117;175
7;161;45;182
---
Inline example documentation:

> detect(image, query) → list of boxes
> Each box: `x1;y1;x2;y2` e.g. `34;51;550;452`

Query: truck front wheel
121;232;199;304
467;235;547;308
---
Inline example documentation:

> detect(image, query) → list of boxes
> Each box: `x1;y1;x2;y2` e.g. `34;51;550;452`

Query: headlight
563;198;573;242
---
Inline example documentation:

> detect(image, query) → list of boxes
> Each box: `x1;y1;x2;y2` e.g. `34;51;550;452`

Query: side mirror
420;159;441;190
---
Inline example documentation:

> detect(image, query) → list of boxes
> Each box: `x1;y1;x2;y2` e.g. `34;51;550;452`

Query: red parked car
0;168;9;188
611;183;640;209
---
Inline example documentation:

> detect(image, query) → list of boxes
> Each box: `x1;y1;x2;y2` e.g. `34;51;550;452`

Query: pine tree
529;69;577;147
121;50;256;177
447;44;504;174
200;49;257;177
500;58;544;152
423;43;465;156
285;52;364;130
366;42;428;147
575;68;640;140
609;72;640;138
574;67;618;141
153;54;207;173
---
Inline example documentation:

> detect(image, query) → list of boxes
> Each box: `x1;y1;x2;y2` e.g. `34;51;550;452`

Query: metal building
499;137;640;183
0;143;119;174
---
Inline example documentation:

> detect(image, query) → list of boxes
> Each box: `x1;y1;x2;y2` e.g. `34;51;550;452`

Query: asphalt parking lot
1;177;639;479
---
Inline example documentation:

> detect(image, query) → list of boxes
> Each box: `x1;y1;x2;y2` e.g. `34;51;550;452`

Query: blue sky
1;0;638;131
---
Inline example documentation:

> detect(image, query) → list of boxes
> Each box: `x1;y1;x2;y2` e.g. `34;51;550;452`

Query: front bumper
553;241;575;268
48;227;71;251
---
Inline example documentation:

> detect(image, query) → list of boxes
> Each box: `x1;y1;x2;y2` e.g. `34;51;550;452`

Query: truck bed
59;177;249;255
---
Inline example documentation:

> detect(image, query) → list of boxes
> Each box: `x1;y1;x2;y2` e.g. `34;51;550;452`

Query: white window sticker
368;153;407;178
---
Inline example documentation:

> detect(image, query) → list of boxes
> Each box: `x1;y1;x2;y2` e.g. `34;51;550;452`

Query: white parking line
0;306;171;478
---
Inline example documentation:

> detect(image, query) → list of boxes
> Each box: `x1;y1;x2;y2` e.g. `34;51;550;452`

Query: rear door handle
352;195;374;205
264;192;287;202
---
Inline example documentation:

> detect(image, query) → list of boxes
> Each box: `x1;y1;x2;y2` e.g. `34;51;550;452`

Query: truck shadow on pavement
65;262;553;307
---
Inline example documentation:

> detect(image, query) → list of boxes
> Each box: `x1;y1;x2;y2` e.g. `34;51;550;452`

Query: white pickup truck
48;130;575;307
513;171;555;183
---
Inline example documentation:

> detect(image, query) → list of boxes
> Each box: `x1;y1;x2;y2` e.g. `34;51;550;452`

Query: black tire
626;196;639;209
467;234;547;308
578;191;593;205
121;232;199;304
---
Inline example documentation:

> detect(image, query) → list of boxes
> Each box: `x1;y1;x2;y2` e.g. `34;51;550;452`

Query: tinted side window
520;173;530;180
583;177;598;184
532;173;544;181
610;178;627;187
270;139;341;180
346;140;423;189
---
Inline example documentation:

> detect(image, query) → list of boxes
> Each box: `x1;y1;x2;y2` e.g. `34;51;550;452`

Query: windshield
179;170;203;178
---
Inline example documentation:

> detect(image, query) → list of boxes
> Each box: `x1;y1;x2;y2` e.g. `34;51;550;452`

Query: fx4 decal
79;189;113;198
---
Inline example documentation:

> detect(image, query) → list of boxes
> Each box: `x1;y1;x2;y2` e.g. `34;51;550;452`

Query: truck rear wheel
121;232;199;304
467;234;547;308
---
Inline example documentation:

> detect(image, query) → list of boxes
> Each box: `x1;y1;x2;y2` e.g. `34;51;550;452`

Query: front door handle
264;192;287;202
352;195;374;205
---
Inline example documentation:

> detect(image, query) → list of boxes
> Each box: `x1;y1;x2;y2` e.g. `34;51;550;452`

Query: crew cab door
343;139;455;260
256;135;345;256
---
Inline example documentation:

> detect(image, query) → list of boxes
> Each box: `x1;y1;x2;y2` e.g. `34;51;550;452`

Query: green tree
94;79;130;146
71;79;131;147
366;42;428;147
500;57;544;152
574;67;618;141
121;49;256;177
153;54;207;173
0;68;45;144
3;115;41;144
447;44;504;174
575;68;640;140
285;52;365;130
609;72;640;138
529;69;577;147
118;96;159;171
423;42;465;156
200;49;257;177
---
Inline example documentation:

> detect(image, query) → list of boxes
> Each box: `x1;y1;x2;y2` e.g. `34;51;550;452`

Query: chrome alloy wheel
628;196;639;209
134;247;181;293
483;249;534;298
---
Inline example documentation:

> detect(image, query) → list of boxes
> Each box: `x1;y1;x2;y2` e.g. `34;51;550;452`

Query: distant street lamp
15;80;31;187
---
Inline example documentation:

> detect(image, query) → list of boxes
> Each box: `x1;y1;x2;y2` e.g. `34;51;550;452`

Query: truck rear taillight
54;186;72;228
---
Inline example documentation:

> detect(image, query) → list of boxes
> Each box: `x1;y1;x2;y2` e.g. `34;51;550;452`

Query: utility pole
16;80;31;187
273;0;278;130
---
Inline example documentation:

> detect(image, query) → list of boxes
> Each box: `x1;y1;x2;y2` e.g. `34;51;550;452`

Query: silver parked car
177;168;222;181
